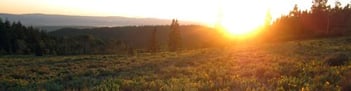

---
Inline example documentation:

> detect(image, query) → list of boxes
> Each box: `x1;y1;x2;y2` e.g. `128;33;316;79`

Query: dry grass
0;37;350;91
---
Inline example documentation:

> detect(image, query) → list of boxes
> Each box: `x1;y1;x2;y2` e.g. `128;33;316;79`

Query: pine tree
0;18;4;54
168;19;182;51
311;0;330;34
290;4;300;16
149;27;158;53
312;0;329;13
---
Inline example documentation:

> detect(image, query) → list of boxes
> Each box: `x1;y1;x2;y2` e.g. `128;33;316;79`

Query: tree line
0;18;186;56
264;0;351;42
0;18;138;56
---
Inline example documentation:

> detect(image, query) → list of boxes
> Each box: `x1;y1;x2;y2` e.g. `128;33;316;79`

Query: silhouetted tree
269;0;351;42
149;27;158;53
312;0;329;13
335;0;342;9
34;40;43;56
290;4;300;16
168;19;182;51
312;0;330;34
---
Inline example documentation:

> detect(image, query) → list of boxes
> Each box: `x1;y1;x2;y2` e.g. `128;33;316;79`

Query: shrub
324;53;349;66
341;71;351;91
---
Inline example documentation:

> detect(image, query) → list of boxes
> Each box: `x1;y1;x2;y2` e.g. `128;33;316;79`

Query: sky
0;0;350;26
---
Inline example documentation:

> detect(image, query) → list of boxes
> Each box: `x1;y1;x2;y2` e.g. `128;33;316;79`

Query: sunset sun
221;15;265;36
216;0;270;37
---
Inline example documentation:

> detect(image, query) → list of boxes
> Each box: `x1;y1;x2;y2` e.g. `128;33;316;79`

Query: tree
149;27;158;53
33;29;44;56
0;18;4;54
312;0;329;13
34;40;43;56
290;4;300;16
311;0;330;34
168;19;182;51
3;20;12;54
335;0;342;9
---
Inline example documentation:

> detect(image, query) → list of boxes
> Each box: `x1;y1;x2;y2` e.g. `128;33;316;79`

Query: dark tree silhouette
290;4;300;16
149;27;158;53
269;1;351;42
168;19;182;51
312;0;329;13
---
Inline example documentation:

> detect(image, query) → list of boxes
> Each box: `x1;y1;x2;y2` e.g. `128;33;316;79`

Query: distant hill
49;25;220;49
0;13;199;31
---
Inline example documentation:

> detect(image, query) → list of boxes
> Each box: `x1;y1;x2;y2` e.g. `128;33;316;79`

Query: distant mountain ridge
0;13;199;31
49;25;218;49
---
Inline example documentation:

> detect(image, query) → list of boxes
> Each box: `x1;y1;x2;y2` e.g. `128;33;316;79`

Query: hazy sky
1;0;350;26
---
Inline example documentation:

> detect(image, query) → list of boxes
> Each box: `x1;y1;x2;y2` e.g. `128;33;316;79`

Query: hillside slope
0;36;350;90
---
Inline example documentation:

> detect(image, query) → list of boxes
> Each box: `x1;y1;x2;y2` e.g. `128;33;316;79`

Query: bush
341;71;351;91
324;53;349;66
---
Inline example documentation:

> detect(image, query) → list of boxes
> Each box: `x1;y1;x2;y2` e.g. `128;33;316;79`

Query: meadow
0;36;351;91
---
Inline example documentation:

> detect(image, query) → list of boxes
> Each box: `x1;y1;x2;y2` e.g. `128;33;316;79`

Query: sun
217;0;270;37
221;18;264;36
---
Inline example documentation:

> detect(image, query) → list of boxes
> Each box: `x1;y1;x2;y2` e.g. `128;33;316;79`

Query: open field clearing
1;37;351;91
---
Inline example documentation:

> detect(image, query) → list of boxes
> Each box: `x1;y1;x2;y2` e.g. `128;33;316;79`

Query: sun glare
221;17;264;36
217;0;269;37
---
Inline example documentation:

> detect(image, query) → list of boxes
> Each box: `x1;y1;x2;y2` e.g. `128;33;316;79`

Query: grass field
1;37;351;91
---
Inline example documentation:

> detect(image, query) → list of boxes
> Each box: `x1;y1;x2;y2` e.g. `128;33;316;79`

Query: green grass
1;37;351;91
